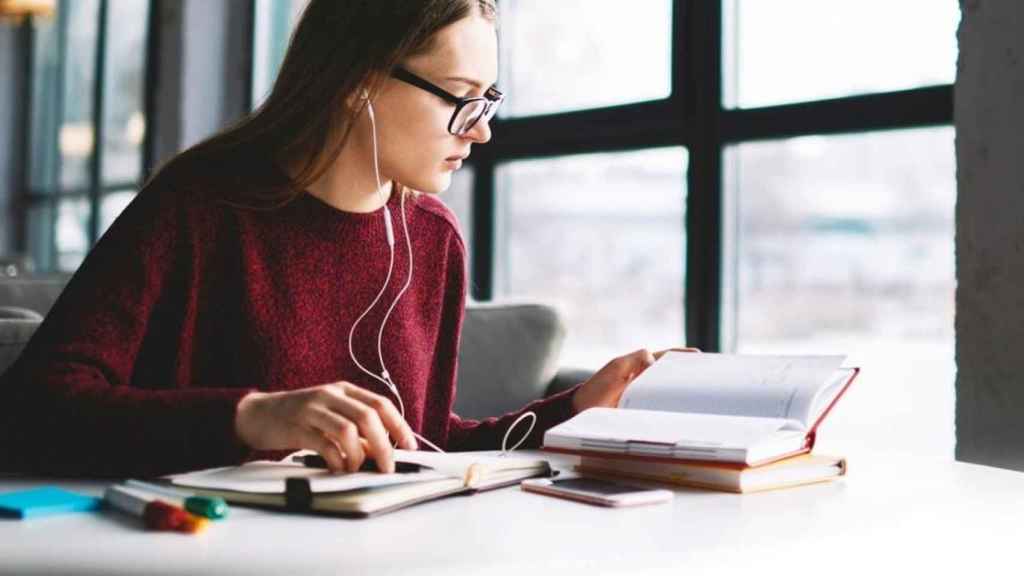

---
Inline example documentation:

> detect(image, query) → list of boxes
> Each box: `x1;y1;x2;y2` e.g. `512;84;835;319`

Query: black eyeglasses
391;67;504;136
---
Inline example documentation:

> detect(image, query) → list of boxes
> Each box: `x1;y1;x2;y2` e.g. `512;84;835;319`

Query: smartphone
521;476;673;507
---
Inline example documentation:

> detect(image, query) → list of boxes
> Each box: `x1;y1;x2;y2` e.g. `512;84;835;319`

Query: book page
617;353;846;426
544;407;806;457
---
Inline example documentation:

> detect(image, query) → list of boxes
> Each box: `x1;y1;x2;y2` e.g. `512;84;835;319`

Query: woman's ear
344;87;371;110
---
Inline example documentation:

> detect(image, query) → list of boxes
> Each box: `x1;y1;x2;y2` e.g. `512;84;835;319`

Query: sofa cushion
453;301;566;420
0;275;71;317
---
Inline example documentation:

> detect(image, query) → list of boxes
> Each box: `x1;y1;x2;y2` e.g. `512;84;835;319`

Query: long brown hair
148;0;497;209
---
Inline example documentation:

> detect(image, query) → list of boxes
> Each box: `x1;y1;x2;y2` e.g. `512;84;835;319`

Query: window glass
723;0;960;108
496;147;687;369
251;0;308;107
441;166;474;264
27;203;55;272
28;16;60;191
724;127;956;458
101;0;151;184
499;0;673;117
55;197;91;272
29;1;101;191
99;190;137;235
59;0;101;189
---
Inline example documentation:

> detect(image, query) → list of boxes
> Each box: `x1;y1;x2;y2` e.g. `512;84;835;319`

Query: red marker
103;485;208;534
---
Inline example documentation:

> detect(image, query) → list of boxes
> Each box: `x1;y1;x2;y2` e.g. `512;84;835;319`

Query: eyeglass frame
391;67;504;136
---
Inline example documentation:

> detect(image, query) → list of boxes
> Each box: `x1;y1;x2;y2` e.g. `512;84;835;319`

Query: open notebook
165;450;552;518
544;353;859;466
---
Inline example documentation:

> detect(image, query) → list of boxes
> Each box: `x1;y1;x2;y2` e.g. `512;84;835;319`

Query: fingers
305;407;360;471
616;349;656;377
320;387;394;473
653;346;701;361
297;425;346;472
336;418;367;473
342;385;418;451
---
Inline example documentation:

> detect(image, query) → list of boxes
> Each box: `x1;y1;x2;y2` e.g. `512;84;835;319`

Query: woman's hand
571;347;700;413
234;382;418;474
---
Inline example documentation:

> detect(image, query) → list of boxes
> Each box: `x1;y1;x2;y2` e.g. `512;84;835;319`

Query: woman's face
367;14;498;194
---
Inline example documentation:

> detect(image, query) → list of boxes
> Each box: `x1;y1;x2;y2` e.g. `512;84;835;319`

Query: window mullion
87;0;109;247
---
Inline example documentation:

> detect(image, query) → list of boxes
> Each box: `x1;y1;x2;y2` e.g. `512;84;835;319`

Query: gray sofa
0;275;589;419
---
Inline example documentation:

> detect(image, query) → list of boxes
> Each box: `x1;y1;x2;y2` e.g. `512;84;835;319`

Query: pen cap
185;496;228;519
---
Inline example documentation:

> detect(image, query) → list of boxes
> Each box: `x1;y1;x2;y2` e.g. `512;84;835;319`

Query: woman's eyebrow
445;76;495;91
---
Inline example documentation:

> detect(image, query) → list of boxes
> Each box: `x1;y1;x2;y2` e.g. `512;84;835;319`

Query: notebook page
617;353;846;426
392;449;549;479
170;461;447;494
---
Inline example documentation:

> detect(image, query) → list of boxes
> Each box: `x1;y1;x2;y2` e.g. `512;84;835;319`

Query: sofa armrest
0;307;44;321
544;367;595;399
454;300;567;420
0;318;42;376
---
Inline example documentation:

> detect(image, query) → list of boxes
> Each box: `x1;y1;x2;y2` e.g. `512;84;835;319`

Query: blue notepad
0;487;102;519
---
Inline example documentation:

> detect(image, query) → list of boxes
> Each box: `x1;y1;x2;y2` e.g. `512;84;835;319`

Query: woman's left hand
571;347;700;413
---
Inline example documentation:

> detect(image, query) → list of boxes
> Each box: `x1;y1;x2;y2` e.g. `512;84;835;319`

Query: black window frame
468;1;952;352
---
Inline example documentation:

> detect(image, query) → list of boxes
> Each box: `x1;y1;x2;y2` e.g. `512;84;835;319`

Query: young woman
2;0;685;477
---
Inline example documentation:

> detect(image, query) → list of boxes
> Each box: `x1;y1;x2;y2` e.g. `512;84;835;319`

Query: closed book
576;453;847;494
164;450;552;518
544;353;859;467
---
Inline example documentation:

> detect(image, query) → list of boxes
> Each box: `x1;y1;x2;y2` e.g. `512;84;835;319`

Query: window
23;0;151;272
441;166;475;266
496;148;687;368
251;0;307;108
723;0;960;108
499;0;673;117
724;127;956;458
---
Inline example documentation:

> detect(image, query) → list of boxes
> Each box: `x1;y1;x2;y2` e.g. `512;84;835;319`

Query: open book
544;353;858;466
165;449;552;518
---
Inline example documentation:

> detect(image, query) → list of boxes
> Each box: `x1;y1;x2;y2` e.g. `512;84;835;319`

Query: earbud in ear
361;89;370;100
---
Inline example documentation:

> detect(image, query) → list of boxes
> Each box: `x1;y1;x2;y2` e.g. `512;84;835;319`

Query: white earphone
347;90;536;456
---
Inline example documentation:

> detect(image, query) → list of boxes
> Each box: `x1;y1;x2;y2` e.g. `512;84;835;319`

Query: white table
2;449;1022;576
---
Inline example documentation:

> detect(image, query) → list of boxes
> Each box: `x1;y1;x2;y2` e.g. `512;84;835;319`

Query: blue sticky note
0;487;102;519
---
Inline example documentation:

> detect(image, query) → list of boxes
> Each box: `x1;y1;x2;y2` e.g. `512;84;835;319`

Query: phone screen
548;477;649;496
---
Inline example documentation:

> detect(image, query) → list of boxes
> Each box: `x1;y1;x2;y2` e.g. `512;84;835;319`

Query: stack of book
543;353;858;494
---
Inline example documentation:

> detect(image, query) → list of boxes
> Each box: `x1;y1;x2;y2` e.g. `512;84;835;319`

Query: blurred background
0;0;960;459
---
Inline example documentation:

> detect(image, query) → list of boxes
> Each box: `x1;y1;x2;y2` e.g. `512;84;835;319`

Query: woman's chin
406;172;452;195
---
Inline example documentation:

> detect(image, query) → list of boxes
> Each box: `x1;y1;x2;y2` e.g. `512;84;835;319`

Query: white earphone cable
349;95;534;457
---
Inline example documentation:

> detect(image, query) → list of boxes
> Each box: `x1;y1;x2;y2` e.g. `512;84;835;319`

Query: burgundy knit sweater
1;177;579;477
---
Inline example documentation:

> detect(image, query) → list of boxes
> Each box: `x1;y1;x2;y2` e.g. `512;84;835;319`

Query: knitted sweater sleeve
437;233;582;452
3;184;253;477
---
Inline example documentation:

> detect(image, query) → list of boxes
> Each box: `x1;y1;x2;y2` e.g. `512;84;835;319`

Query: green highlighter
124;479;228;519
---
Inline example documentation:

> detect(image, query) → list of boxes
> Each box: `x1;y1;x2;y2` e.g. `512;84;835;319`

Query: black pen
291;454;426;473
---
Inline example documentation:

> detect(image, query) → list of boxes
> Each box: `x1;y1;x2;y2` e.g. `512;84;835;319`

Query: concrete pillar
955;0;1024;470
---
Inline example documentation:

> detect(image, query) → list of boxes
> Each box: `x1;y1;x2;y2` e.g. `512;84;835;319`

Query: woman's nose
463;116;492;144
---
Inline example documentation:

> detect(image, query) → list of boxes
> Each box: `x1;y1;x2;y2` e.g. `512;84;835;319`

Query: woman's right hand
234;382;418;474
